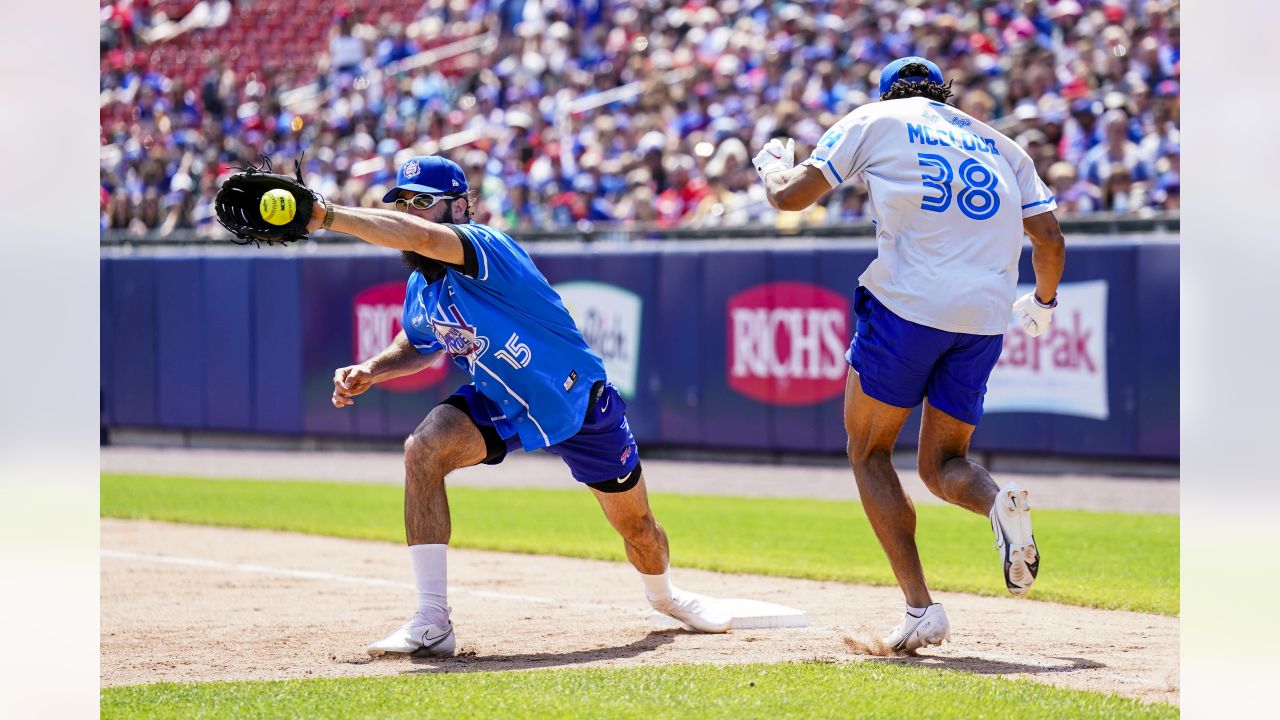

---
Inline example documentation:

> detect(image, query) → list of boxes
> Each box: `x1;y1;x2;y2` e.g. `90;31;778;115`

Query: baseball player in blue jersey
306;155;731;657
754;57;1066;652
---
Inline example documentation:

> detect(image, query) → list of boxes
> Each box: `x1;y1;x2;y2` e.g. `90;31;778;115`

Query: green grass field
101;473;1178;614
100;661;1177;720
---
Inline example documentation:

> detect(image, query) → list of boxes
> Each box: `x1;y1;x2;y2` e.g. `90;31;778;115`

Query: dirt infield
101;519;1179;704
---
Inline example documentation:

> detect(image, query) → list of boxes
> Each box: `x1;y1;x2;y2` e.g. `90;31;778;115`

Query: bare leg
590;473;669;575
402;404;489;546
366;404;491;656
916;398;998;516
843;369;932;609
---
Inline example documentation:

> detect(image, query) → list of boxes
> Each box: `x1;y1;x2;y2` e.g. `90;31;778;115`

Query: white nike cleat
649;588;732;633
990;482;1039;596
367;616;456;657
885;603;950;652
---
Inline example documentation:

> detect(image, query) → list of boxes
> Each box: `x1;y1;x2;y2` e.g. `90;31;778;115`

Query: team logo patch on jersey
620;446;633;464
429;303;487;369
818;127;845;148
403;159;421;179
949;116;973;128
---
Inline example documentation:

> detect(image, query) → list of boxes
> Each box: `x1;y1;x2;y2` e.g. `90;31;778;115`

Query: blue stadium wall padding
101;238;1180;460
154;258;205;429
654;251;704;446
201;257;255;430
253;258;303;434
106;259;158;426
1135;243;1180;458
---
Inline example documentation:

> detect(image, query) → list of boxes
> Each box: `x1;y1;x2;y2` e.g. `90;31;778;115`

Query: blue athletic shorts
439;382;641;485
845;286;1004;425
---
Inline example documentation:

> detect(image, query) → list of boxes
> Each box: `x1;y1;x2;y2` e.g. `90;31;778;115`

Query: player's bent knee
403;432;457;474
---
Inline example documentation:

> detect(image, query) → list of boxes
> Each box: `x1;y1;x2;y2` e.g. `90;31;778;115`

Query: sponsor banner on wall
985;280;1109;419
726;281;850;405
352;282;449;392
553;281;643;398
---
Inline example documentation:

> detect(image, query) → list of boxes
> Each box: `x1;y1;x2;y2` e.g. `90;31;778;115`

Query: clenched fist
753;137;795;181
332;364;375;408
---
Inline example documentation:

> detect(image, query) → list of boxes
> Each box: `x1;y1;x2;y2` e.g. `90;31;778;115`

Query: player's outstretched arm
1022;211;1066;305
307;202;466;266
753;137;832;212
332;330;441;408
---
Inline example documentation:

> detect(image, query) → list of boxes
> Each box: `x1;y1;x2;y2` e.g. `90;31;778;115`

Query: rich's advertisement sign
727;281;850;405
554;281;643;398
353;282;449;392
985;280;1109;419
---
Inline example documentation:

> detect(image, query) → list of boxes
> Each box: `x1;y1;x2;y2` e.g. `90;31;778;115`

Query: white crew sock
639;570;674;605
906;604;929;618
409;544;449;627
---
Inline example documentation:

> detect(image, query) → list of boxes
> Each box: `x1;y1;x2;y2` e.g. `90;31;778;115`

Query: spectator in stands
328;7;367;80
100;0;1182;237
1081;109;1151;186
376;21;418;68
1047;161;1102;216
1100;164;1146;215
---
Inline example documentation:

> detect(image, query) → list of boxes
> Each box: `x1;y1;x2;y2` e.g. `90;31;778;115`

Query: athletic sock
906;604;929;618
639;570;674;605
409;544;449;627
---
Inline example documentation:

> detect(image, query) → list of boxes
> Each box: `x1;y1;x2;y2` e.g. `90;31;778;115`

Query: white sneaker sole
992;485;1039;596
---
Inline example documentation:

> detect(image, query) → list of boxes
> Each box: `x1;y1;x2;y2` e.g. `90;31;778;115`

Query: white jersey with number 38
803;96;1056;335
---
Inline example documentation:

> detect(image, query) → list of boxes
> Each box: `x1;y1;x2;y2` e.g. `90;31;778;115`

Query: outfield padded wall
99;238;1179;460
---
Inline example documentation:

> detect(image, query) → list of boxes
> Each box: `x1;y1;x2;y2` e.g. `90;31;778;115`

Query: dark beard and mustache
401;203;460;281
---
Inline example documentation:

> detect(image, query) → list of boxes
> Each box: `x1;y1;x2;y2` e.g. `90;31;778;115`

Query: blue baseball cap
878;56;945;96
381;155;468;203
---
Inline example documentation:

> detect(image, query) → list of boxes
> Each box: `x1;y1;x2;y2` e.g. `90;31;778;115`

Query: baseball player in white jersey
753;57;1066;652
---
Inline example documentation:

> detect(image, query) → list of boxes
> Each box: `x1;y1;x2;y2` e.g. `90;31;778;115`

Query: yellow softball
259;189;296;225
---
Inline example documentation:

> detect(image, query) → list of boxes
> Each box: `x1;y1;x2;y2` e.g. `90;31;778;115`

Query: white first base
650;598;809;630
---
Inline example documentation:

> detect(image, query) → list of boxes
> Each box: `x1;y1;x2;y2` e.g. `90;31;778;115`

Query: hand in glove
753;137;795;181
1012;292;1057;338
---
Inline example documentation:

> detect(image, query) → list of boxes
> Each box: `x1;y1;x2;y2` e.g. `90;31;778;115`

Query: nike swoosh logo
418;626;452;648
768;149;781;159
599;396;610;414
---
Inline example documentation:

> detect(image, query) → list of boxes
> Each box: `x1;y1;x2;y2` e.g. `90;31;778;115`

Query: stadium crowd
100;0;1180;237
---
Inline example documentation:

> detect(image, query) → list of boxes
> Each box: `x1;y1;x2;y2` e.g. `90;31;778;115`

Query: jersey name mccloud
906;122;1000;155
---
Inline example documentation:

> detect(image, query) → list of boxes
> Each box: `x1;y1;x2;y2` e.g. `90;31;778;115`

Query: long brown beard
400;204;459;281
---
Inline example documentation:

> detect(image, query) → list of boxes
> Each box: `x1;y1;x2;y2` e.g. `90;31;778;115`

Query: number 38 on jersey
917;153;1001;221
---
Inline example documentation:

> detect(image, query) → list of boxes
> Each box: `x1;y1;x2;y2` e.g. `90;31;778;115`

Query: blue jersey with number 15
400;222;606;451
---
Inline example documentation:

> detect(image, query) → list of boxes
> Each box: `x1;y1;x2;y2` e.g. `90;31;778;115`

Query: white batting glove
753;137;795;181
1012;292;1057;338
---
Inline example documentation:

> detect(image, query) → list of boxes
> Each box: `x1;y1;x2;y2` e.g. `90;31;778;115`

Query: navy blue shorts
846;286;1003;425
439;382;641;485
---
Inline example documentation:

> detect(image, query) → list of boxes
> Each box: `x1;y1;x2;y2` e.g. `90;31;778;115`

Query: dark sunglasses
394;193;461;212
